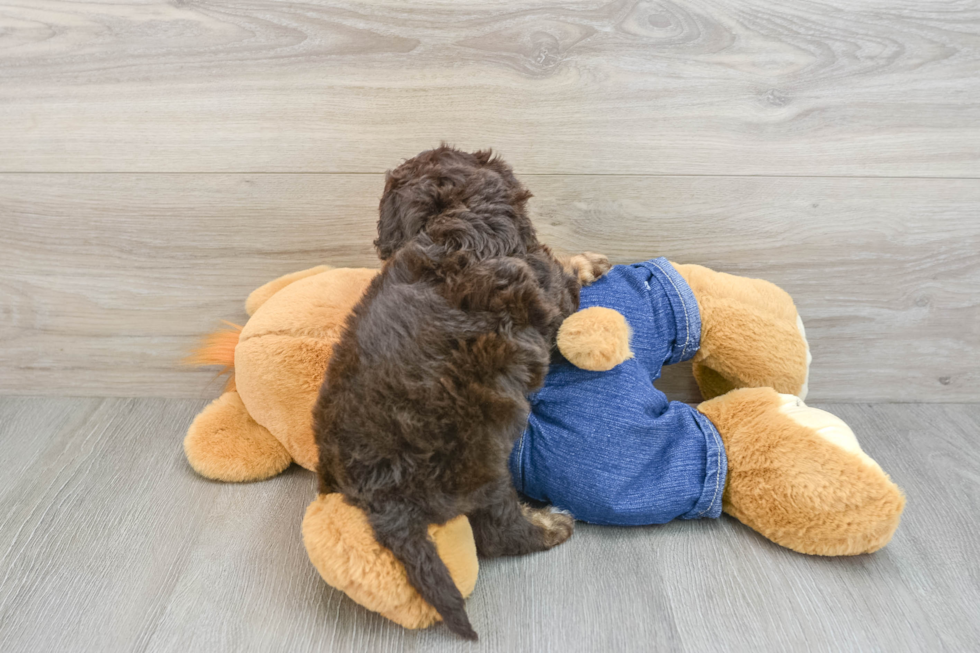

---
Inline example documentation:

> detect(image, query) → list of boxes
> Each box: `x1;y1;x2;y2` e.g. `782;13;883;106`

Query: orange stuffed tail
184;320;243;391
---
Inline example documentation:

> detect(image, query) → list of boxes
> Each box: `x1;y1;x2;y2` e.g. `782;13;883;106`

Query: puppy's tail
183;320;243;391
371;510;477;640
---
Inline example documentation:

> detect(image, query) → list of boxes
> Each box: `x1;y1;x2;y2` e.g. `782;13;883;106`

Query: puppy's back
319;248;548;484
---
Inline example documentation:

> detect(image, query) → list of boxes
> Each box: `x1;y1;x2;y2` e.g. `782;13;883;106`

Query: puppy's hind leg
469;480;574;558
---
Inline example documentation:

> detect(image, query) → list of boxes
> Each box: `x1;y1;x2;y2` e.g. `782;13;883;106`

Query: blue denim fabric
509;258;727;526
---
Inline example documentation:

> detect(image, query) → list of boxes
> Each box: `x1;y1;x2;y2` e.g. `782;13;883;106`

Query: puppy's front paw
524;506;575;549
569;252;611;286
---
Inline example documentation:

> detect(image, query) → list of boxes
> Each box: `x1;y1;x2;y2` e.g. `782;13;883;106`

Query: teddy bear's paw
184;391;292;482
522;505;575;549
567;252;611;286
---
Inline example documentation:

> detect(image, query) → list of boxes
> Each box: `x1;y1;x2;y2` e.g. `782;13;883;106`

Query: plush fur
698;387;905;555
184;321;243;392
674;263;809;399
245;265;333;316
184;259;903;631
556;306;634;371
184;390;291;482
236;267;381;471
312;147;599;640
302;493;478;629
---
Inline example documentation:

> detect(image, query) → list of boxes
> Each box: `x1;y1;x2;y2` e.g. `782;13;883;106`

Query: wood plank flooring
1;397;977;652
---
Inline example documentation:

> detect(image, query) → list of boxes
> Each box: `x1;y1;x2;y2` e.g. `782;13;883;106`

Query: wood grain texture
1;173;977;401
1;0;979;175
0;397;977;652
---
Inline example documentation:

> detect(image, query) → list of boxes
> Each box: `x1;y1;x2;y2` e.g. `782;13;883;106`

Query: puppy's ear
375;164;446;260
375;173;417;260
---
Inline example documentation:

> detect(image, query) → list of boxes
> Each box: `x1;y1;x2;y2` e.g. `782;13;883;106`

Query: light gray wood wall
1;1;978;402
3;0;979;176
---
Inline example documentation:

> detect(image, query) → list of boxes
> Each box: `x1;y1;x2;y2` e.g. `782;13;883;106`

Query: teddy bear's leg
245;265;333;316
672;263;811;400
302;494;479;630
184;391;292;482
698;387;905;555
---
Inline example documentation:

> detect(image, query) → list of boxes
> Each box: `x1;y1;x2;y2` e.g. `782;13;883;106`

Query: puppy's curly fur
313;146;607;639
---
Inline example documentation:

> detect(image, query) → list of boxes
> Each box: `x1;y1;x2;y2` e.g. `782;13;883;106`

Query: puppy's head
375;146;537;261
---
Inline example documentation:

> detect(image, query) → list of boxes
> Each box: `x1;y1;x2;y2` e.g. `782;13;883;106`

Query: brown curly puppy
313;146;608;639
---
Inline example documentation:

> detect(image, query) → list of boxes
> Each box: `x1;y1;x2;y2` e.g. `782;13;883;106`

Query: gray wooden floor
1;397;977;652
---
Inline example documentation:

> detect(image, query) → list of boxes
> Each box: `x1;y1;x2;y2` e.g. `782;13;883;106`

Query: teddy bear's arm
245;265;333;316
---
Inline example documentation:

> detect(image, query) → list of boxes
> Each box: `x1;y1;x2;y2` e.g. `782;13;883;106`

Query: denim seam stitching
514;411;531;493
696;414;724;517
649;259;693;361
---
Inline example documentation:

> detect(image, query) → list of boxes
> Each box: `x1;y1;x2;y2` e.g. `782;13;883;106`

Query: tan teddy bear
184;261;903;631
